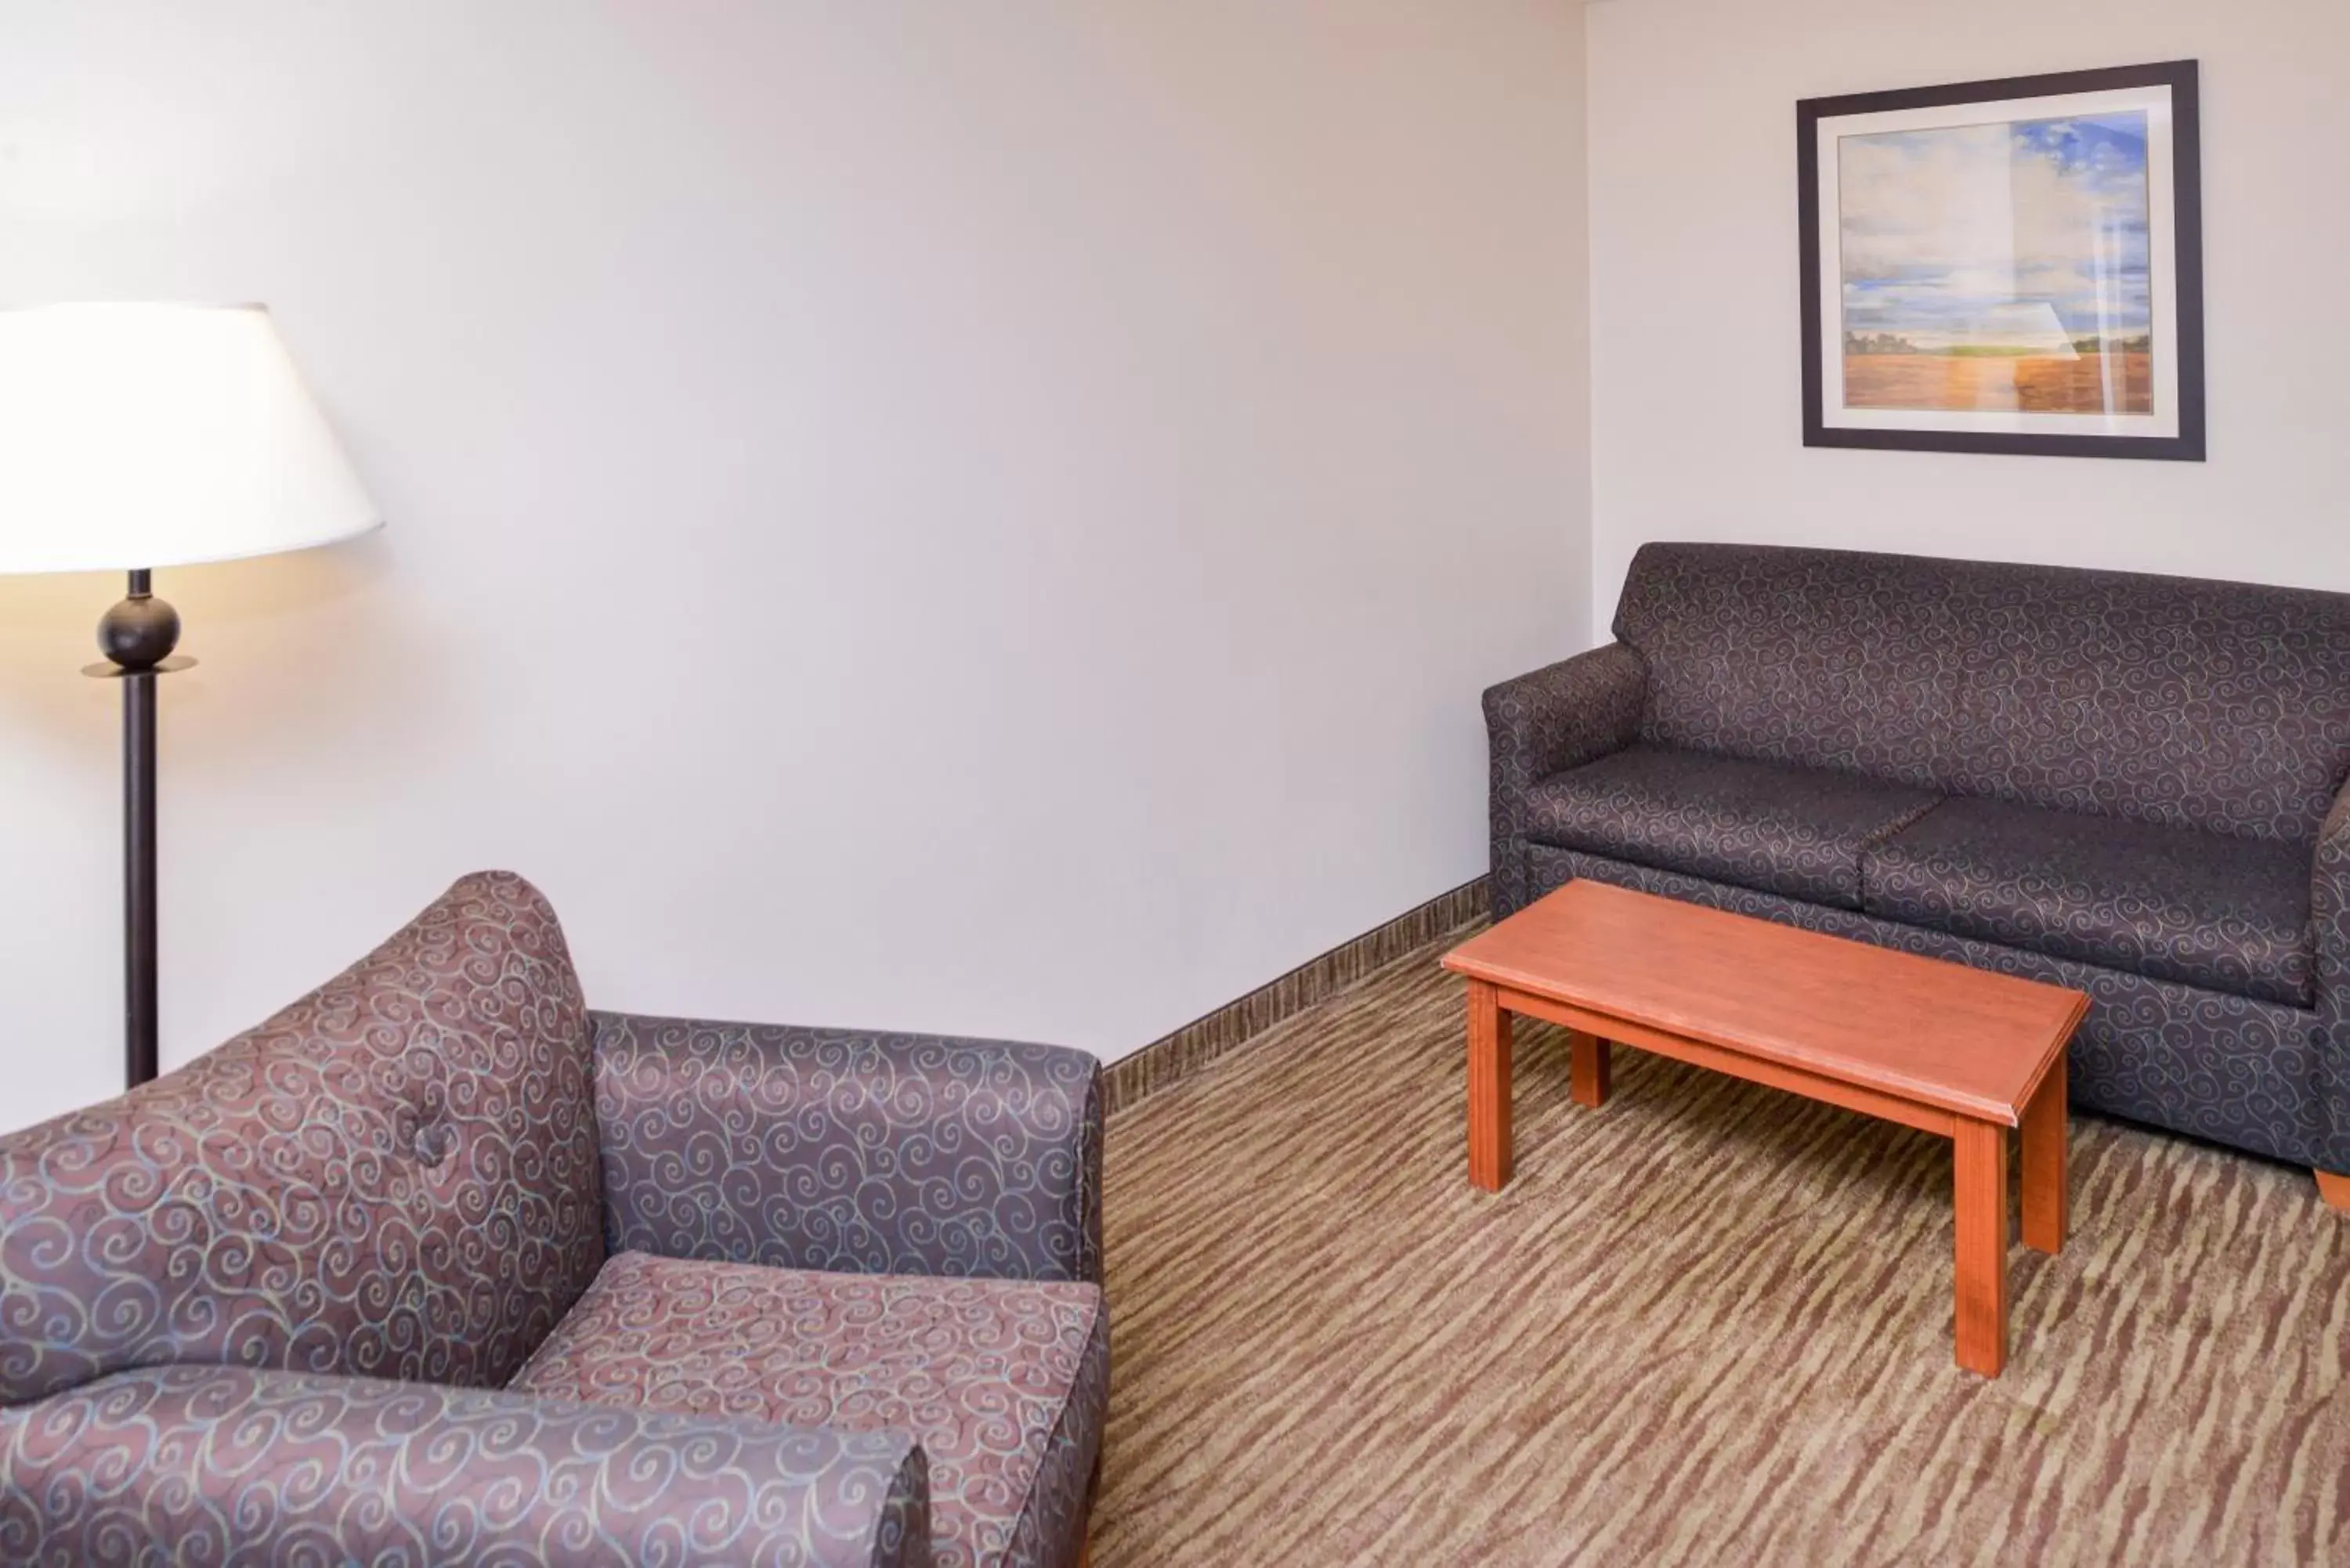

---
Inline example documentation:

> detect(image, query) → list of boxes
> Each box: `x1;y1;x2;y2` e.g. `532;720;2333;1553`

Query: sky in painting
1838;111;2151;350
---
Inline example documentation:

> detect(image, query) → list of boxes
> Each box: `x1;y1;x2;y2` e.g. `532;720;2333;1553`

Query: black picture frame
1798;60;2204;461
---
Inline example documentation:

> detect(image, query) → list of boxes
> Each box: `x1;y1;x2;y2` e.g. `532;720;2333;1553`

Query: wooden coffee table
1442;880;2087;1377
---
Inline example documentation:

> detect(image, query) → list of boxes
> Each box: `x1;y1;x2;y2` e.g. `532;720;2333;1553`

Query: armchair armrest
1483;641;1647;915
592;1013;1103;1283
0;1366;927;1567
2313;778;2350;1176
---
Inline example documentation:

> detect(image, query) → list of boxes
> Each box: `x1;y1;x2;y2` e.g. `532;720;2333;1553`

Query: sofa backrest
0;871;605;1407
1612;544;2350;844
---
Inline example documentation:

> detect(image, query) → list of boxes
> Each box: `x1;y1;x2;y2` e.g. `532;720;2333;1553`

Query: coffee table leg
1466;979;1512;1192
1953;1118;2008;1376
2021;1064;2067;1255
1571;1032;1611;1108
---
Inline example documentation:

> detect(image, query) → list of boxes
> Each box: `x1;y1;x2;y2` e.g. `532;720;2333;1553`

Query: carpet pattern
1091;927;2350;1566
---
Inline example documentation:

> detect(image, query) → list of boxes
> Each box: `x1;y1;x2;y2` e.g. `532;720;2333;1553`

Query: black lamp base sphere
98;589;182;672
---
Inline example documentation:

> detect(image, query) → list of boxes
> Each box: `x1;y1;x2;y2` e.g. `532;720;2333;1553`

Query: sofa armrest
1483;641;1647;914
592;1012;1103;1284
0;1367;927;1568
2313;779;2350;1173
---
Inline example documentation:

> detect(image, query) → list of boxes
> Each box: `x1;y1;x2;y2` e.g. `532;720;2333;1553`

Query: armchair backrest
0;871;605;1406
1613;542;2350;844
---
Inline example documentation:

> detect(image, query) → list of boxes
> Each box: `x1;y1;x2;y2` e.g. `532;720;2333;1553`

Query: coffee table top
1442;880;2086;1125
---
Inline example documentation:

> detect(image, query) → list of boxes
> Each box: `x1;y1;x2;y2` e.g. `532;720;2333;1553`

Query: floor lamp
0;304;381;1089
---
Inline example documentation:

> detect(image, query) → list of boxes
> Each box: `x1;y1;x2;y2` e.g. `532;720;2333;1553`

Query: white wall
0;2;1591;1132
1589;0;2350;636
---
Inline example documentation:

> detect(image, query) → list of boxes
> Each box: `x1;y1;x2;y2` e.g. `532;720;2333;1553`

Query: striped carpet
1090;926;2350;1566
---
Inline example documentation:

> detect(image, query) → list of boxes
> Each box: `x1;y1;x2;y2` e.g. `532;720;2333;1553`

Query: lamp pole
84;568;192;1088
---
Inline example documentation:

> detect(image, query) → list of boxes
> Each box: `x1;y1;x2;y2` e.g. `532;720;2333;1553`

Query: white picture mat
1815;84;2178;439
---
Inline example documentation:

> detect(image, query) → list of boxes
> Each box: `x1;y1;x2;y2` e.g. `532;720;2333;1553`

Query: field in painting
1842;352;2152;414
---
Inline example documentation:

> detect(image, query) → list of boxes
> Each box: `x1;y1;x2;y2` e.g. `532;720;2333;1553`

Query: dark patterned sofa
0;873;1106;1567
1486;544;2350;1194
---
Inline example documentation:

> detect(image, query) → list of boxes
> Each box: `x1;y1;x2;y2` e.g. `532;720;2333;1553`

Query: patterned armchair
1488;544;2350;1197
0;873;1107;1567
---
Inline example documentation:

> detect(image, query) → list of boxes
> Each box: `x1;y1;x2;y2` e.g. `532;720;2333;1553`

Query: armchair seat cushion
1522;744;1940;909
510;1251;1108;1568
1866;796;2316;1006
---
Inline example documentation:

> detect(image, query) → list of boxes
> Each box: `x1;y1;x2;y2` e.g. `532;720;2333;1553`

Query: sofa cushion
1521;745;1940;909
0;871;605;1407
1866;797;2316;1007
509;1251;1108;1568
1523;843;2333;1170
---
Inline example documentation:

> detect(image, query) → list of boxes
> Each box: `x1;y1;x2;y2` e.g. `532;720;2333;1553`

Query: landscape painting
1798;62;2204;461
1838;112;2152;415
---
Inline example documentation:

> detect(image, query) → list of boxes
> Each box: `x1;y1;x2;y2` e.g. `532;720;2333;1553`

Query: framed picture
1799;60;2204;461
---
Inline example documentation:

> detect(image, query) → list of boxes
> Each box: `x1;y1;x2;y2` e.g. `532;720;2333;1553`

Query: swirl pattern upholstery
1490;544;2350;1179
510;1252;1108;1568
1520;744;1937;909
593;1014;1104;1284
0;1365;927;1568
1483;641;1647;915
2316;781;2350;1167
1528;847;2334;1172
1867;796;2315;1007
0;869;606;1407
0;872;1113;1564
1612;543;2350;843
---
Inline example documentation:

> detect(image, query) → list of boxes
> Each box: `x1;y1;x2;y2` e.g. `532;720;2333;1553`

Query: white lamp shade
0;303;381;574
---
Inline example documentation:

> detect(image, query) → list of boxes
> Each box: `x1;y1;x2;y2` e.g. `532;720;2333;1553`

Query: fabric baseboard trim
1103;876;1488;1118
